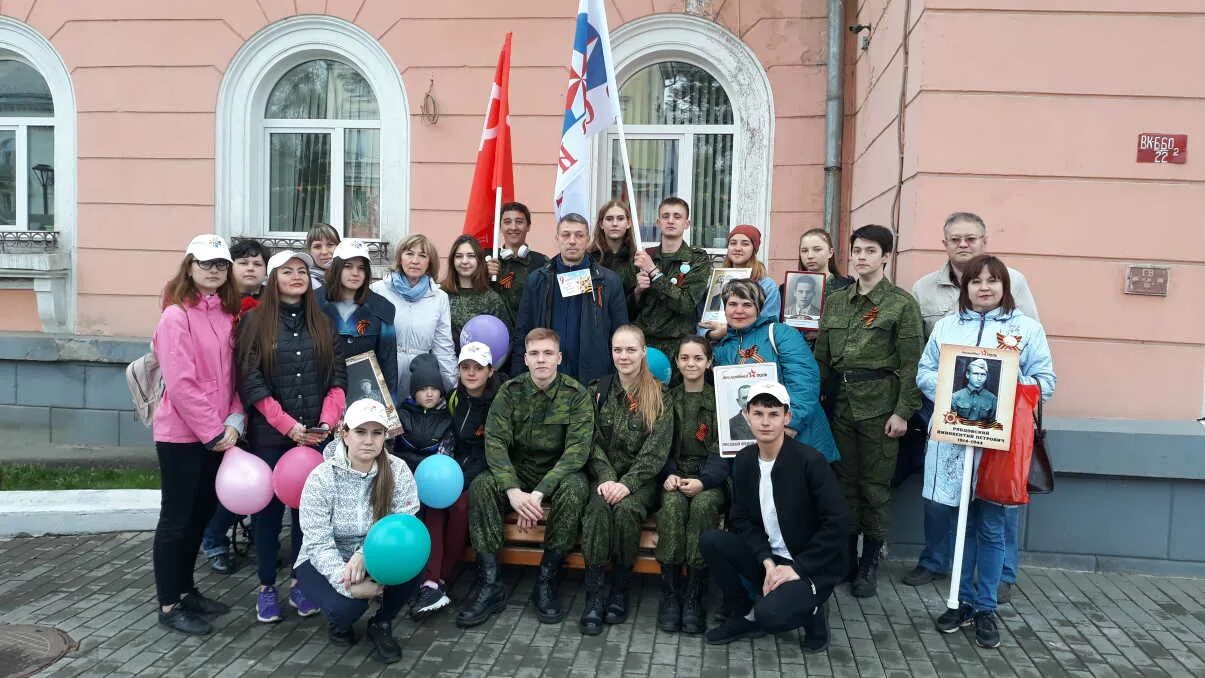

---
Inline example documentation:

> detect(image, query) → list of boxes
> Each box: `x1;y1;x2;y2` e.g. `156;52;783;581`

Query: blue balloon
647;347;672;384
362;513;430;585
414;454;465;509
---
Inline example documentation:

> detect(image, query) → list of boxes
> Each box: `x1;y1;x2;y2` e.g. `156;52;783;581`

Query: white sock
745;609;757;622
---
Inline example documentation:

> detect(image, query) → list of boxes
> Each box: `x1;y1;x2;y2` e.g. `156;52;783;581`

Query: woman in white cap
236;249;346;624
370;234;457;397
151;234;244;635
296;398;420;664
319;238;399;401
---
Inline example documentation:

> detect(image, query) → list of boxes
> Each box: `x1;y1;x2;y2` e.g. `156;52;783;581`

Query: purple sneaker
256;586;282;623
289;585;320;617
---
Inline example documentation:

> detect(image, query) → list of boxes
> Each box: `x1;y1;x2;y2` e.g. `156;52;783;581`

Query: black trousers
700;529;832;634
153;441;222;606
294;561;417;629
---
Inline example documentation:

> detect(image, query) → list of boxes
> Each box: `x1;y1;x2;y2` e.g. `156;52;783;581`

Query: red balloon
272;446;325;509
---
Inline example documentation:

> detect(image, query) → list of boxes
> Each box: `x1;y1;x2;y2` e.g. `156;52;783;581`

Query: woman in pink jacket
151;234;245;635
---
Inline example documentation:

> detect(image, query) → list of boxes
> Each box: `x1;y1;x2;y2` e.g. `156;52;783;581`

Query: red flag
463;33;514;251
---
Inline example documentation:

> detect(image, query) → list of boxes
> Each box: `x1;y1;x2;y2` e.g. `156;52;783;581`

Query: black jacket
729;437;850;588
318;290;399;401
392;400;455;472
447;375;502;485
237;302;347;449
510;257;628;384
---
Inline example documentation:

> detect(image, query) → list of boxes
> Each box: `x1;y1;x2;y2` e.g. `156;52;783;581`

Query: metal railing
0;230;59;253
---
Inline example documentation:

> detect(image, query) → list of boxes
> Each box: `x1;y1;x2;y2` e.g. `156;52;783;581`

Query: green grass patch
0;464;160;491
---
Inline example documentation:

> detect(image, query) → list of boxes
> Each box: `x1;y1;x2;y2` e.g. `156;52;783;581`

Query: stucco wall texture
1;0;1202;421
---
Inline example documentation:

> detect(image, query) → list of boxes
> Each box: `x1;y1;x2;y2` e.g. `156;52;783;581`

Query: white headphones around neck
499;244;529;261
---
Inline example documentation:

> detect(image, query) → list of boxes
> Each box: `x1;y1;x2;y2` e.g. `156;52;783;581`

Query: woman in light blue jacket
918;255;1055;650
712;279;838;462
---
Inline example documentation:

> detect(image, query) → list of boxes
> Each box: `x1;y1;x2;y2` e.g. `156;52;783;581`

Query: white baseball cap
266;250;316;275
185;234;232;262
344;398;390;429
458;341;493;367
747;381;791;408
332;238;371;263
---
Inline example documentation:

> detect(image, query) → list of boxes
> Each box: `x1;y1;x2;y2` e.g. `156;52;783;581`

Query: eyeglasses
194;259;231;271
946;235;982;246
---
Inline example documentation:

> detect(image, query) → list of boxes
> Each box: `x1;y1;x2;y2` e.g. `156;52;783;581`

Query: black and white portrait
782;271;826;330
345;351;402;433
713;362;780;456
950;356;1001;424
700;268;752;323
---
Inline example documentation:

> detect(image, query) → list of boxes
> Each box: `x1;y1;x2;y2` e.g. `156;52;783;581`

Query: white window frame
216;16;408;245
0;117;55;231
597;14;774;258
0;18;76;333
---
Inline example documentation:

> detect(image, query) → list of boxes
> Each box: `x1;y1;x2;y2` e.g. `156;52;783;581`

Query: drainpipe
822;0;845;239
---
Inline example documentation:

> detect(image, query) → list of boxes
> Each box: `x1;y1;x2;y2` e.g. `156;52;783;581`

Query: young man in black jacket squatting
700;381;850;653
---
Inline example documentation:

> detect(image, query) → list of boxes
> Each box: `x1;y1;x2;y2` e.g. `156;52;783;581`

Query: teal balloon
647;347;671;384
415;454;465;509
362;514;430;585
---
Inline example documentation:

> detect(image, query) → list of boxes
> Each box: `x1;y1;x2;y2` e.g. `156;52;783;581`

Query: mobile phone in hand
305;426;329;435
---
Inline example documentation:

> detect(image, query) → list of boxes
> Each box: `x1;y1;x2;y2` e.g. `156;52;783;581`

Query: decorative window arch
0;17;76;332
216;16;409;246
597;14;773;255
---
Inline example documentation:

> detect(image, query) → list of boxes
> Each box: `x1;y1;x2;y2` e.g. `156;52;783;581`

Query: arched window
263;59;381;237
217;16;408;244
602;15;773;254
0;56;55;231
609;61;734;247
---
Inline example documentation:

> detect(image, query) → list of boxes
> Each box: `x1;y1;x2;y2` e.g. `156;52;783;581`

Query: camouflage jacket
594;245;638;316
666;383;719;478
483;372;593;496
449;287;512;348
814;277;924;421
587;378;672;490
632;244;713;343
490;249;549;322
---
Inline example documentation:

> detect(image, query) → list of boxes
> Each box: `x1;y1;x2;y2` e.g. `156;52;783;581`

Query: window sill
0;236;70;333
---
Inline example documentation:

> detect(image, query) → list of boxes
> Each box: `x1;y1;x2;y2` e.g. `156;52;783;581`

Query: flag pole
491;186;502;281
946;445;975;610
592;0;643;251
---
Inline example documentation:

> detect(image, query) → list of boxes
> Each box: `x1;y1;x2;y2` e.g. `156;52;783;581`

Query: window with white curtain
607;61;734;249
262;59;381;238
0;57;54;231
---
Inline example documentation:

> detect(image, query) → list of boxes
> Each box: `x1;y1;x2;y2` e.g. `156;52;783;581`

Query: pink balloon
272;446;325;509
215;446;275;515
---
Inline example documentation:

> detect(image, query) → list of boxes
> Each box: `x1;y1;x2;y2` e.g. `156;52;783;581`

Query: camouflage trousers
579;482;659;567
830;404;897;541
654;487;725;569
467;470;588;555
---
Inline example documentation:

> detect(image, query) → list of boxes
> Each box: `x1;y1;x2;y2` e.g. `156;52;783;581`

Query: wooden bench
470;512;663;575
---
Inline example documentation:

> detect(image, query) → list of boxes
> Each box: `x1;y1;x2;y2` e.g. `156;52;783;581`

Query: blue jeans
918;501;1020;583
200;505;239;557
294;561;416;629
252;444;304;587
959;499;1008;613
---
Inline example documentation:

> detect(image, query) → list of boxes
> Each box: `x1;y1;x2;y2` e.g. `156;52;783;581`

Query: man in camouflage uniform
455;328;592;628
578;371;673;635
814;224;923;598
485;201;550;321
951;359;997;423
631;197;713;361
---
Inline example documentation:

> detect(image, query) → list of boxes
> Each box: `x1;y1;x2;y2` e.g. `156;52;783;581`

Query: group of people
149;201;1055;664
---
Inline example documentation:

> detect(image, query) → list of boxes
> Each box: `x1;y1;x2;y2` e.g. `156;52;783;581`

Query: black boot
604;565;633;624
366;616;401;664
579;566;608;635
530;550;565;624
801;601;830;654
845;534;860;583
656;566;682;632
680;567;708;635
455;553;507;628
851;538;883;598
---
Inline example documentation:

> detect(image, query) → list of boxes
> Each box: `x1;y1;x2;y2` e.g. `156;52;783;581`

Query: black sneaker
410;584;451;620
158;607;212;635
704;616;765;645
935;603;973;633
180;591;230;616
996;582;1013;604
367;618;402;664
328;622;357;647
208;552;235;575
901;566;943;586
973;611;1000;648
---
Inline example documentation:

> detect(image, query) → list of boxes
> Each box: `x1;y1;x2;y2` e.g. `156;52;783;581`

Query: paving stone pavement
1;532;1203;677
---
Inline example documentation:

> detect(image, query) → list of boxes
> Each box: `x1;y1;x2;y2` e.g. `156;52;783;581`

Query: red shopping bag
975;383;1041;505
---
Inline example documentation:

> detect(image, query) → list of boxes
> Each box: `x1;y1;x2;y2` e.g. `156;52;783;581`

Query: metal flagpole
491;185;502;281
946;444;976;610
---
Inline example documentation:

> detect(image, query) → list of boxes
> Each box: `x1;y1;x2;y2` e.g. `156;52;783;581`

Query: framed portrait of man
782;271;826;330
713;362;780;457
346;351;402;435
931;344;1019;450
700;268;752;324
